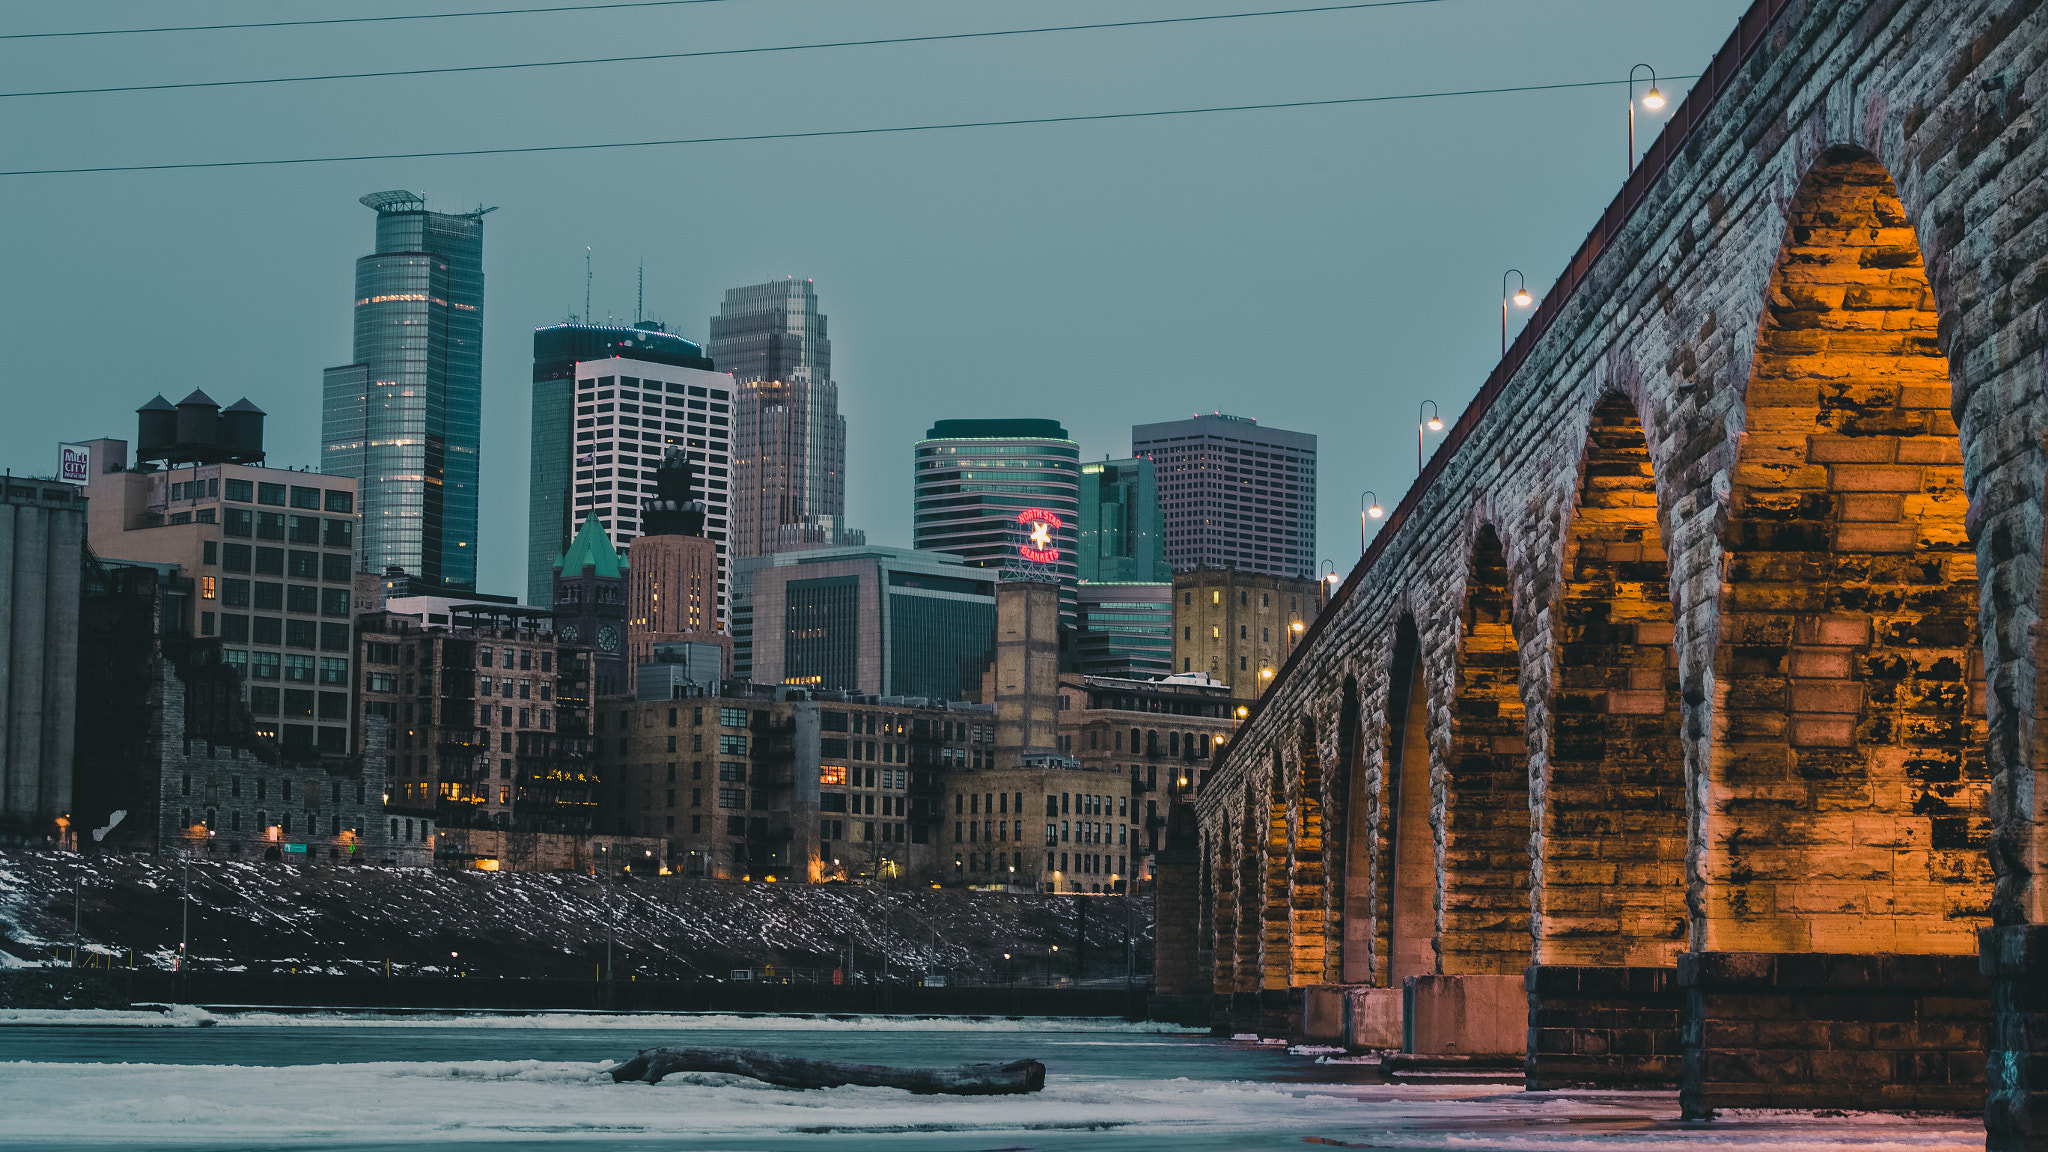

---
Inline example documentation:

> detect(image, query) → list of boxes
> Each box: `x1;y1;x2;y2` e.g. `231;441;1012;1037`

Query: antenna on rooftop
636;260;644;325
585;247;592;328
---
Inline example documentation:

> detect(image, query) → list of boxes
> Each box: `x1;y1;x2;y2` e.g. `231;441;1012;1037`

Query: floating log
608;1047;1046;1095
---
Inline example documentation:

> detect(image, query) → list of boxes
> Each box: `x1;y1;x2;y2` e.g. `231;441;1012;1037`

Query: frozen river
0;1010;1986;1152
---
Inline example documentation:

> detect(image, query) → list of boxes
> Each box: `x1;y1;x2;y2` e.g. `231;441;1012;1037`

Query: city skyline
0;2;1749;602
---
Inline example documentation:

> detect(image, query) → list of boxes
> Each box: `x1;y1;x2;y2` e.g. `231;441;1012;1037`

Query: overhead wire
1;1;1466;100
0;76;1699;177
0;0;757;40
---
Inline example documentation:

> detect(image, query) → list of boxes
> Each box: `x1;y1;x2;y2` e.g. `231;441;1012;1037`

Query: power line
0;76;1698;178
2;1;1465;100
0;0;754;40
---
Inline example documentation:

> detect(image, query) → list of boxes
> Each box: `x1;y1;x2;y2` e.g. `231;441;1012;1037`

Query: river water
0;1011;1983;1152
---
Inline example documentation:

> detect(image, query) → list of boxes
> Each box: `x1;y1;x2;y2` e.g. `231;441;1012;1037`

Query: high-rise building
912;419;1080;621
555;352;735;626
1078;458;1169;584
1133;413;1317;577
740;546;997;701
322;190;490;592
708;279;863;559
528;322;716;607
626;448;729;685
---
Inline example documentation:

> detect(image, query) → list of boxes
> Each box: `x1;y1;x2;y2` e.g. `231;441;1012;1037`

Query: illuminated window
199;576;217;600
819;765;847;786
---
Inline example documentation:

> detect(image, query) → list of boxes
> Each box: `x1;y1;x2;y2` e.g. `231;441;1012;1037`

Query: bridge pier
1677;953;1989;1119
1983;927;2048;1152
1524;966;1683;1089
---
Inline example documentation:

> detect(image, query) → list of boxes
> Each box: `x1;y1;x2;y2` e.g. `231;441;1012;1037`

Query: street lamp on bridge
1418;402;1443;472
1629;64;1665;171
1360;491;1382;554
1502;269;1532;356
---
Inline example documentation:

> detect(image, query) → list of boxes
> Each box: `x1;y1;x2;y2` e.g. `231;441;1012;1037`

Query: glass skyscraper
707;279;862;559
1078;457;1170;583
527;322;716;606
913;419;1080;621
322;190;490;591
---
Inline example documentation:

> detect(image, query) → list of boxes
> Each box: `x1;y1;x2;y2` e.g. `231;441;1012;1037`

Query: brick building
1170;567;1323;698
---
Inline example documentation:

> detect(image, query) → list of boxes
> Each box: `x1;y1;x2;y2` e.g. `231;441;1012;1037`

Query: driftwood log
608;1047;1046;1095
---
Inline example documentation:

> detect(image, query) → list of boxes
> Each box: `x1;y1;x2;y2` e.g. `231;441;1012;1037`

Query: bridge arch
1705;145;1988;954
1538;392;1689;965
1443;522;1534;975
1327;675;1362;984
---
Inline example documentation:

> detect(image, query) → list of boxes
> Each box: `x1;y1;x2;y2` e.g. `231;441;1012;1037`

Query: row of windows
218;545;352;582
215;616;350;650
178;807;356;837
214;580;350;616
245;687;349;721
955;820;1129;846
177;772;361;804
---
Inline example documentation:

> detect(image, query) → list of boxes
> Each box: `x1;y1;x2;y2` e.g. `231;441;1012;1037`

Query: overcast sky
1;0;1751;598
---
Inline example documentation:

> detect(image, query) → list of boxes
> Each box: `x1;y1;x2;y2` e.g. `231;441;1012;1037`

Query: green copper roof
555;514;627;578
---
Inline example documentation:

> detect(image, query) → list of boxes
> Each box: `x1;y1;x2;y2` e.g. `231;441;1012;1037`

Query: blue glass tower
322;190;491;591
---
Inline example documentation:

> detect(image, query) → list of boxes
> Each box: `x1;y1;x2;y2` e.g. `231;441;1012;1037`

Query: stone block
1829;466;1926;493
1302;984;1346;1044
1344;986;1402;1051
1808;436;1899;462
1832;523;1922;551
1406;974;1525;1055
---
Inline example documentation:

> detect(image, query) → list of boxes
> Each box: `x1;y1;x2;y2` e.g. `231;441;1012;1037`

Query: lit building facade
912;419;1080;622
1132;413;1317;578
321;190;489;592
528;323;716;607
707;279;862;559
1171;567;1325;698
626;448;728;686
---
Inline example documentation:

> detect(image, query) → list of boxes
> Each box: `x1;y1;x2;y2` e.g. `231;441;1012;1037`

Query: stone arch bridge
1166;0;2048;1143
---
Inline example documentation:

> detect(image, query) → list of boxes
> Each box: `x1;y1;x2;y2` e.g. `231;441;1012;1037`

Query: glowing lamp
1513;288;1532;307
1641;87;1665;110
1427;416;1443;431
1368;503;1383;518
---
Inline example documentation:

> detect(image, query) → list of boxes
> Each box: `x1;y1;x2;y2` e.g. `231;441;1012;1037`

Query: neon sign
1017;508;1062;564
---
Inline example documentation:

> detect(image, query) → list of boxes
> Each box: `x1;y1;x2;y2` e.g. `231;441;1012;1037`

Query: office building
0;474;84;847
559;353;735;625
357;604;623;870
740;546;996;702
707;279;863;559
80;397;363;757
912;419;1080;621
1133;413;1317;577
1078;457;1169;583
1172;567;1325;699
527;322;716;606
322;190;490;592
1074;582;1174;680
596;683;990;882
626;448;729;685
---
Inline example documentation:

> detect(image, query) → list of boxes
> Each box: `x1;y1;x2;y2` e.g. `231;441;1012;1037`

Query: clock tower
553;514;630;696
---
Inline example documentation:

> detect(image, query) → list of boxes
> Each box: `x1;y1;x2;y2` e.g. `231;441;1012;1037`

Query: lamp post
1359;492;1383;554
1319;559;1340;607
1418;402;1443;472
1502;269;1532;356
1628;64;1665;171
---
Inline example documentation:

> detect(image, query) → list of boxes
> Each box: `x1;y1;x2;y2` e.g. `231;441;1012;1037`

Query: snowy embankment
0;851;1150;979
0;1005;1199;1031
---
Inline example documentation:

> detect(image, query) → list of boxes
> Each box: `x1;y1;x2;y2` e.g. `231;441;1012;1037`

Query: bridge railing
1228;0;1792;760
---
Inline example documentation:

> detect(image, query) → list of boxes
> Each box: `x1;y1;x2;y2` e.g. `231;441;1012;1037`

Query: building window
225;478;254;502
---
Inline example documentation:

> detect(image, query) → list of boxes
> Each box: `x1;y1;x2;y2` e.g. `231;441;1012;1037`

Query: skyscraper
913;419;1080;623
323;190;490;592
707;279;863;559
1078;457;1169;584
1132;413;1317;577
625;447;729;684
527;322;716;606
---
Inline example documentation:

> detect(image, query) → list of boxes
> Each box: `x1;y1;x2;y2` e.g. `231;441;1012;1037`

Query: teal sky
1;0;1751;597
